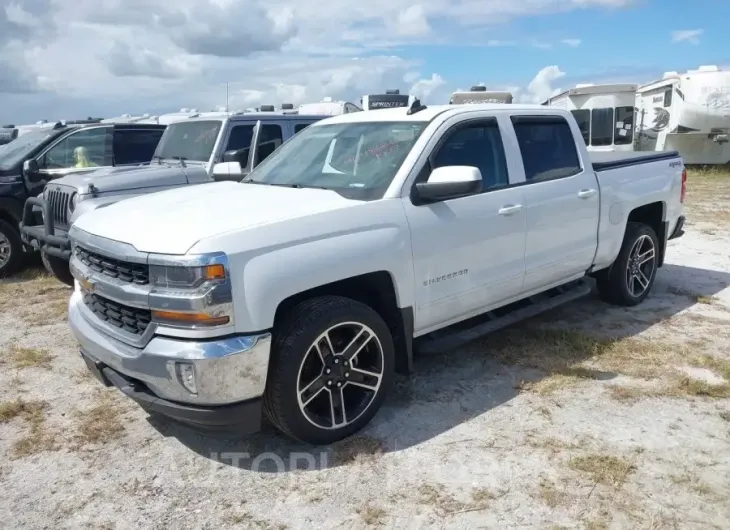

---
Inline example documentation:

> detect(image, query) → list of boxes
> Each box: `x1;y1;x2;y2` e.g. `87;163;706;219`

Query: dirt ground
1;169;729;530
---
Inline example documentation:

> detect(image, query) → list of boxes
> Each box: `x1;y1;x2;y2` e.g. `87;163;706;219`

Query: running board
415;279;592;354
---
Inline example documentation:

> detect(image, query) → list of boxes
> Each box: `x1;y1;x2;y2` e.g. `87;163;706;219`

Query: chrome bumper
68;290;271;405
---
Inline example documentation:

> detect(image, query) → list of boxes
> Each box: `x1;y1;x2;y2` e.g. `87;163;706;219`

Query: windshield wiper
241;179;328;190
152;155;163;165
170;156;187;167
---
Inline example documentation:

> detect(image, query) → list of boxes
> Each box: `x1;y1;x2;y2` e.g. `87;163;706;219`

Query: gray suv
20;112;325;285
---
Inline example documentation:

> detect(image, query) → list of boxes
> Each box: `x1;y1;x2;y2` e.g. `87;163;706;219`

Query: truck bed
590;150;681;171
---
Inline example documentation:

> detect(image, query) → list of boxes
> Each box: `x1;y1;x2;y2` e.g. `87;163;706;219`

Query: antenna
406;98;427;115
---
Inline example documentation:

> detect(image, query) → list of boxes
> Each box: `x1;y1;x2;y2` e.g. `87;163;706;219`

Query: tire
595;222;659;306
264;295;395;445
0;219;25;278
41;251;74;287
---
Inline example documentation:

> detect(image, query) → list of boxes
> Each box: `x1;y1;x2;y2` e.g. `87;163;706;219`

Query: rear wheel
41;251;74;287
264;296;395;445
0;219;25;278
596;222;659;306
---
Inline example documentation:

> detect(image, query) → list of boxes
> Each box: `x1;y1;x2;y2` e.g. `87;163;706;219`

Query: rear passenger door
510;115;600;293
404;117;527;333
112;128;165;166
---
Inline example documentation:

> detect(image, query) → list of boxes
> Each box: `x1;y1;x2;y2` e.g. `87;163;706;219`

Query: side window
256;124;283;163
294;123;312;134
663;89;672;107
570;109;590;145
511;116;581;181
40;128;111;170
614;106;634;145
590;108;614;146
431;122;509;191
113;129;164;165
225;124;254;152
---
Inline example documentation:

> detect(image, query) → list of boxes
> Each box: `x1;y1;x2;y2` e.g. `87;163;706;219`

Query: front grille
75;246;149;284
46;187;73;227
82;291;151;336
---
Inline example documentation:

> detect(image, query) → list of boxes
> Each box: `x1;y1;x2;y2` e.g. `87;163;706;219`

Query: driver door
402;116;528;334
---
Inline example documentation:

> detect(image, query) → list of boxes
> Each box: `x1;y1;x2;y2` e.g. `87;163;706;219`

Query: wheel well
627;201;666;266
273;272;414;375
0;209;20;231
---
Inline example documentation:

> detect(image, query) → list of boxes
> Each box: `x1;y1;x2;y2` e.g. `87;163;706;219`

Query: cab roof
313;103;549;125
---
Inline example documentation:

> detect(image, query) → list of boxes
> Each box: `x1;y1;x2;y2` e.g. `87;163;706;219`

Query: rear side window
294;123;312;133
590;108;614;146
511;116;581;181
113;129;165;165
225;124;283;166
431;121;509;191
570;110;590;145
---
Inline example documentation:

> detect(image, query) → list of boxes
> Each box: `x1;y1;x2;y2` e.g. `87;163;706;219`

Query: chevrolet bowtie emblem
79;276;95;292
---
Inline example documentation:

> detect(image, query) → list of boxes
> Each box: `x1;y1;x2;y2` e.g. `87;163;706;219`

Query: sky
1;0;729;124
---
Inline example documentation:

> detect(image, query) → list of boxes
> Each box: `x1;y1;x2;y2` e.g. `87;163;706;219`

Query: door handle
577;189;597;199
498;204;523;215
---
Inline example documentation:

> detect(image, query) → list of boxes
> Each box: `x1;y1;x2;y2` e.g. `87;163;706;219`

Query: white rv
635;65;730;165
450;86;514;105
361;89;415;110
297;98;362;116
541;83;638;152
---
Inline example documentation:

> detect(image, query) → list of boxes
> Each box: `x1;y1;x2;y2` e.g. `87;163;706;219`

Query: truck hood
57;163;206;195
72;181;362;254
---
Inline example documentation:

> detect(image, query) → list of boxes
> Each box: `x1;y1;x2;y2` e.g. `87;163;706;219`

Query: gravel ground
1;170;729;530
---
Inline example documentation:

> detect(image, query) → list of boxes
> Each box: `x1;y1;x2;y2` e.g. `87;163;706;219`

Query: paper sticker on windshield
349;183;365;187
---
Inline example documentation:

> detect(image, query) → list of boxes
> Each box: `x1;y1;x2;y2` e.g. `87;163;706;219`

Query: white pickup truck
67;101;686;445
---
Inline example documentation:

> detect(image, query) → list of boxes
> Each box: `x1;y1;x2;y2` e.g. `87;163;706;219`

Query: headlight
149;263;226;289
68;192;79;212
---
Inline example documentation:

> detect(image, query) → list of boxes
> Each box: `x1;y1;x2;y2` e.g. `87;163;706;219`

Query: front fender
227;226;414;333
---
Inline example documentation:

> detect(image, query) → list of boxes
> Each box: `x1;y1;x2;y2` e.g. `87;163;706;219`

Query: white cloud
0;0;642;121
518;65;567;103
561;38;582;47
671;29;703;45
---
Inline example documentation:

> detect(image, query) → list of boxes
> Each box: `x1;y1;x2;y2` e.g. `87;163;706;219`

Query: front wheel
0;219;25;278
41;252;74;287
264;296;395;445
596;222;659;306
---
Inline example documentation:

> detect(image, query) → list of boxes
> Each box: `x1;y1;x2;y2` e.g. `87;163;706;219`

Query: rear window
511;116;581;181
590;108;614;146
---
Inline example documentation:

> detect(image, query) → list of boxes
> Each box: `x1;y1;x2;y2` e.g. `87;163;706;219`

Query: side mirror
222;149;242;163
212;162;242;181
414;166;482;203
23;159;41;182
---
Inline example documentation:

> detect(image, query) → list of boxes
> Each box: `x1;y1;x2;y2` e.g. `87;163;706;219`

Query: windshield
243;121;427;200
153;120;222;162
0;129;59;170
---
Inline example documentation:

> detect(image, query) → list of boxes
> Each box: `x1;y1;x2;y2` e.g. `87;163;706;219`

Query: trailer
450;85;514;105
541;83;638;152
635;65;730;165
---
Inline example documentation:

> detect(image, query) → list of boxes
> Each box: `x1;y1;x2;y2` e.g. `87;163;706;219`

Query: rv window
570;110;590;145
613;107;634;145
590;108;614;146
663;89;672;107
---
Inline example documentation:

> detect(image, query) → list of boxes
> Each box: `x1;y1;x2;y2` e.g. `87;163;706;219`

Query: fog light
175;362;197;394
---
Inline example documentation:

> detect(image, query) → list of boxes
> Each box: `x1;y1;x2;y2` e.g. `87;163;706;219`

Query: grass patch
72;392;126;446
2;344;54;369
537;477;571;508
568;454;636;487
485;328;688;395
669;471;714;496
1;398;58;458
669;377;730;398
691;355;730;381
332;435;386;465
356;503;387;526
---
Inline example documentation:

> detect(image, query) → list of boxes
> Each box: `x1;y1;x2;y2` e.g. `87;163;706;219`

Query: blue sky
403;0;730;92
2;0;730;122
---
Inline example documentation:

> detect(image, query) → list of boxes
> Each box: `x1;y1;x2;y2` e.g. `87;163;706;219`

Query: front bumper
19;196;71;260
69;289;272;430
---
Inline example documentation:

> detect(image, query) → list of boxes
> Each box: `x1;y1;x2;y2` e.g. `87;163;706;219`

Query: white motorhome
541;84;638;152
635;65;730;165
361;89;415;110
450;86;514;105
298;98;362;116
